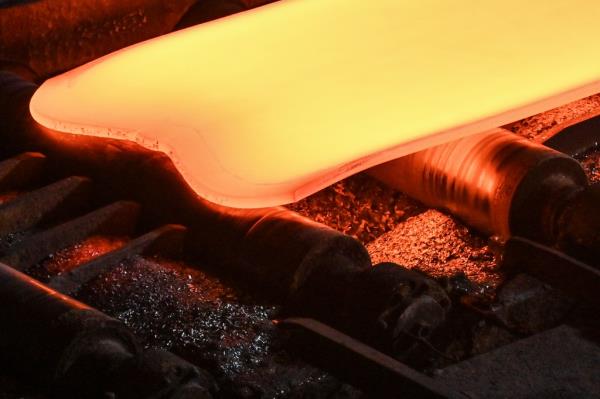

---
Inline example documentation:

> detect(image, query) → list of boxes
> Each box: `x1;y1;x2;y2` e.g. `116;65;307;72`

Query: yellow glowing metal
30;0;600;207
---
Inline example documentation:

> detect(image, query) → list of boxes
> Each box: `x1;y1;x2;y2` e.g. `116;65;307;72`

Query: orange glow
42;236;127;275
30;0;600;207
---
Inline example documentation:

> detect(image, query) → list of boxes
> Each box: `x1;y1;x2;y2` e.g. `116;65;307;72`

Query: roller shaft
370;128;588;245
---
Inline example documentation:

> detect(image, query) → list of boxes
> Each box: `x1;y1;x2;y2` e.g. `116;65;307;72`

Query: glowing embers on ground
30;0;600;208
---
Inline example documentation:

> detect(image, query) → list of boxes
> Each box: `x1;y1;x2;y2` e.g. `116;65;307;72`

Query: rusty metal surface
0;0;278;80
0;0;196;79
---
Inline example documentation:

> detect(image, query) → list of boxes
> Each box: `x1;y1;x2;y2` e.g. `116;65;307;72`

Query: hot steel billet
370;128;599;258
0;70;371;302
0;262;216;398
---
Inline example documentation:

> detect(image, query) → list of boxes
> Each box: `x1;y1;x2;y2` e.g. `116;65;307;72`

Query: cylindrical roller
237;208;372;301
370;128;589;245
0;262;215;398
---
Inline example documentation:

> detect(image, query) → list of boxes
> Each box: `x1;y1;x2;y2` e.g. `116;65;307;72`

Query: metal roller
370;128;599;262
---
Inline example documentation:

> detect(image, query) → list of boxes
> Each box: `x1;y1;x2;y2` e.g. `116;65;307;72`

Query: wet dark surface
76;255;361;399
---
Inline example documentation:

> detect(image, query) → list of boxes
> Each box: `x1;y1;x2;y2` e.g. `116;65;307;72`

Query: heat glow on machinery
30;0;600;207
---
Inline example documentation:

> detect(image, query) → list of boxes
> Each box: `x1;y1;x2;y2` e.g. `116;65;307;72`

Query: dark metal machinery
0;70;459;397
0;1;599;398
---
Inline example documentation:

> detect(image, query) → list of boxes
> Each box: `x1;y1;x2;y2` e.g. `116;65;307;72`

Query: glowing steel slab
30;0;600;208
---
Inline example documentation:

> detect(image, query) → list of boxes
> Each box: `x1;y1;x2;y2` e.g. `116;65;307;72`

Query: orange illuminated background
30;0;600;207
